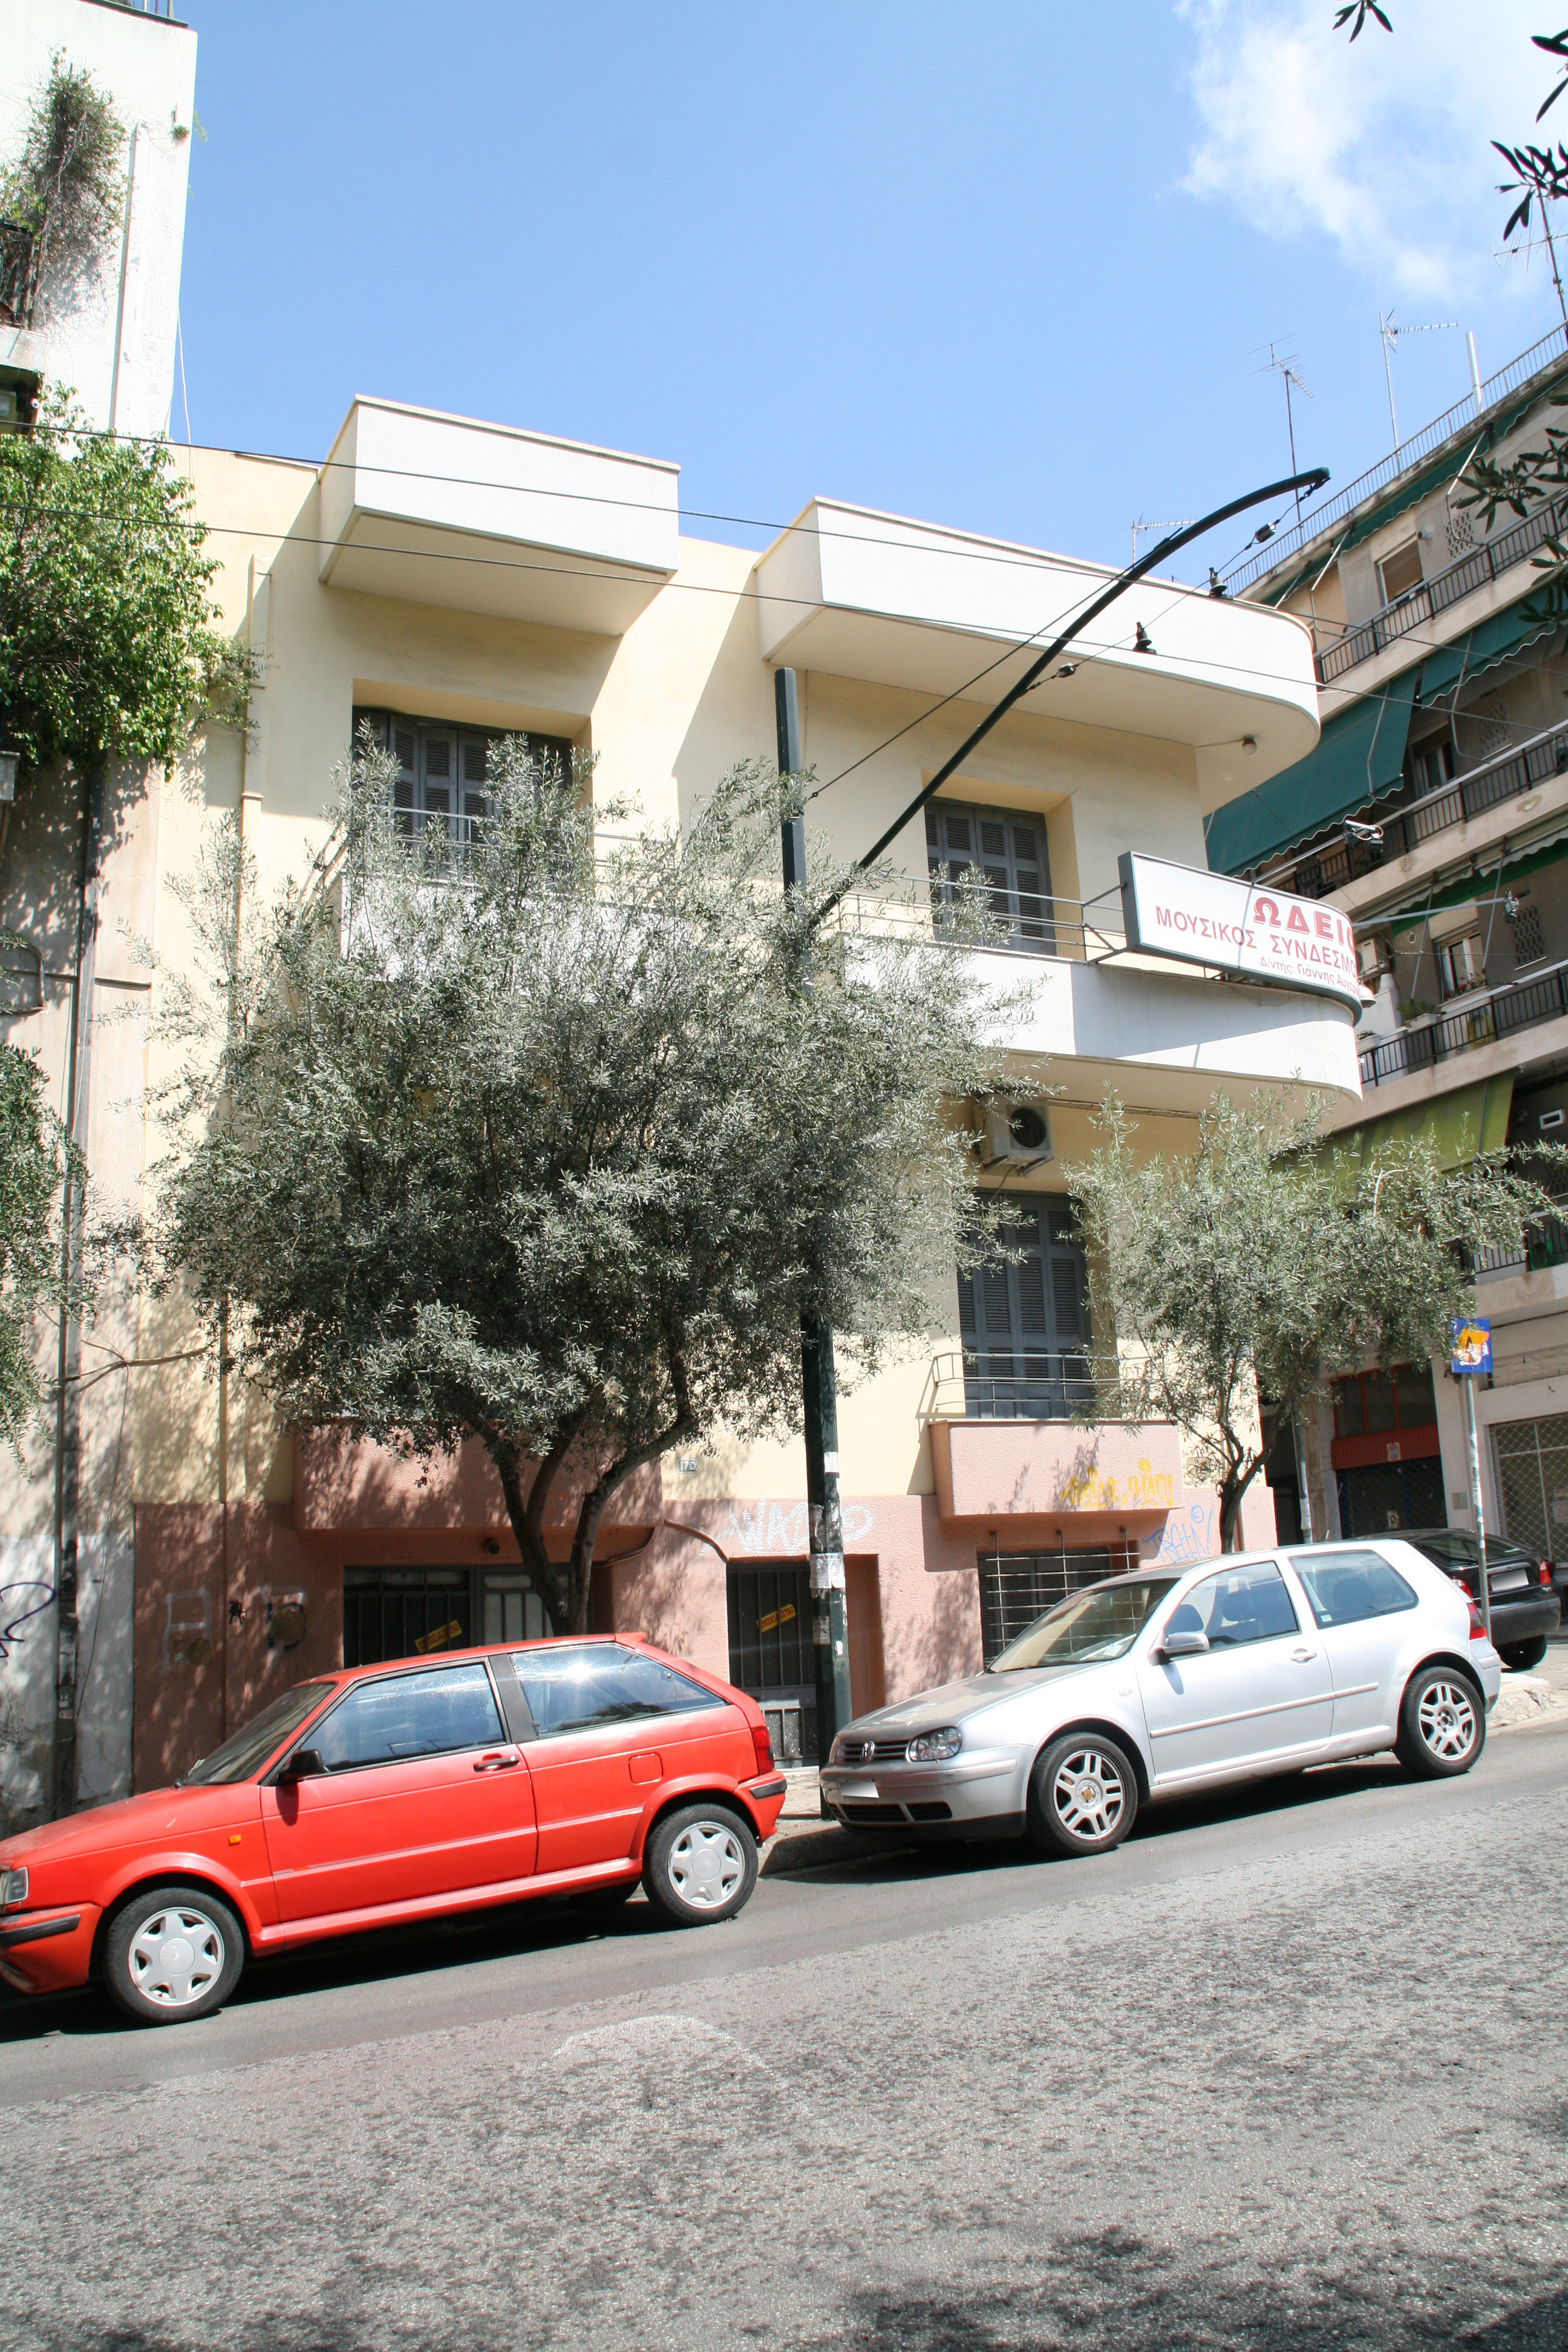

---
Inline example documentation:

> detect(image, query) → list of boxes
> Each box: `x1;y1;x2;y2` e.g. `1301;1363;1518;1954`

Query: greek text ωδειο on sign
1117;852;1362;1010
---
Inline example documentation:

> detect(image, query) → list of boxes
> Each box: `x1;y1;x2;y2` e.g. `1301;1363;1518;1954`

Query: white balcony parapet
828;895;1363;1102
318;397;679;636
753;498;1321;813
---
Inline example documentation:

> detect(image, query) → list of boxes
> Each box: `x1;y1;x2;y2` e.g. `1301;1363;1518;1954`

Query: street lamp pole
777;466;1328;1760
776;667;854;1759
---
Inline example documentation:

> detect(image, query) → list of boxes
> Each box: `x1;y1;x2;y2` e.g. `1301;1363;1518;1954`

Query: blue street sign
1449;1316;1492;1377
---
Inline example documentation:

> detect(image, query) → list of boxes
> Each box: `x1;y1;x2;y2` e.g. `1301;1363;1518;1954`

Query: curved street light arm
810;467;1330;927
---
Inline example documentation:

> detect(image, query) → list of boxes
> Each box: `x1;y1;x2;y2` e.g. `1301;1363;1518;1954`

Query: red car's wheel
103;1884;244;2025
641;1803;757;1927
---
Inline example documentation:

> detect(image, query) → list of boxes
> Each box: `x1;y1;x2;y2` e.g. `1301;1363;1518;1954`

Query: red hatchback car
0;1633;786;2025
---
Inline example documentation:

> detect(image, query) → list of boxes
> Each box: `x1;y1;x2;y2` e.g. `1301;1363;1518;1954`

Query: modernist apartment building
0;8;1365;1826
1220;329;1568;1563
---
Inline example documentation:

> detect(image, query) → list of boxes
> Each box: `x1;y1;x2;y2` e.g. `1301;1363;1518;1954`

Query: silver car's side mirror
1160;1628;1210;1660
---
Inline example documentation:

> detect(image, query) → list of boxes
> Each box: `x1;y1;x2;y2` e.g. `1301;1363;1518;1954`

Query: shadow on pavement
0;1887;670;2044
0;1753;1476;2047
766;1752;1419;1881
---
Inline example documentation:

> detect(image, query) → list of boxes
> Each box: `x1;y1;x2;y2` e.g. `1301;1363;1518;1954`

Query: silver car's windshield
991;1577;1178;1671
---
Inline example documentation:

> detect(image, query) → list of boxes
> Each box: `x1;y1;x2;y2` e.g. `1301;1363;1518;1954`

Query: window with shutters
353;708;573;849
956;1195;1092;1418
926;801;1054;953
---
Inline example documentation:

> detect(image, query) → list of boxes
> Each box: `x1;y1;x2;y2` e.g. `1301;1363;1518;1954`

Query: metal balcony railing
928;1350;1097;1422
1474;1197;1568;1279
1315;494;1568;685
1227;327;1568;597
1259;716;1568;900
1359;958;1568;1089
828;885;1130;963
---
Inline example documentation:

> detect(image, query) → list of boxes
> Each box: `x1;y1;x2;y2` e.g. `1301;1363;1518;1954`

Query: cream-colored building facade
2;370;1365;1814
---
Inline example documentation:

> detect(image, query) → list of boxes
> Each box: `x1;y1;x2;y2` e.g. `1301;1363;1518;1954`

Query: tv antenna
1254;342;1313;526
1493;208;1568;338
1129;516;1196;563
1379;312;1460;454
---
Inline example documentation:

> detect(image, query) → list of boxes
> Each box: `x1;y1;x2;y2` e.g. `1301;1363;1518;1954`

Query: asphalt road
2;1716;1567;2352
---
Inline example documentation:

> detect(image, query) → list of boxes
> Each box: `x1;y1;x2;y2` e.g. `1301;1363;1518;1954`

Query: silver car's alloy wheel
1417;1679;1478;1764
127;1904;226;2010
665;1821;746;1910
1051;1748;1126;1844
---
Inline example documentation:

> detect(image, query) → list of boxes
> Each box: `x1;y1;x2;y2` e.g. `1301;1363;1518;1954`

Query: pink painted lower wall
130;1458;1278;1784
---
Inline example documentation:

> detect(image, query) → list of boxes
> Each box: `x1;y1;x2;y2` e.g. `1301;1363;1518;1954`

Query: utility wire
24;416;1313;594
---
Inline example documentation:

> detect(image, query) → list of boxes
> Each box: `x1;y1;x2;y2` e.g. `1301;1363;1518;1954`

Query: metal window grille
342;1567;472;1668
726;1565;818;1763
1491;1413;1568;1559
976;1547;1132;1665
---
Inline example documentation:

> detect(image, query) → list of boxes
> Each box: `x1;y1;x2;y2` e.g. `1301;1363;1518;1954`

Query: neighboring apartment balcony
1263;716;1568;903
1314;496;1567;685
317;396;680;636
1359;959;1568;1091
1228;327;1568;598
1474;1184;1568;1280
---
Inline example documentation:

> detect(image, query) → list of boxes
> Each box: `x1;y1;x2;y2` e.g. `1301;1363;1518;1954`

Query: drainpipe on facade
106;125;146;438
53;762;106;1819
218;564;260;1739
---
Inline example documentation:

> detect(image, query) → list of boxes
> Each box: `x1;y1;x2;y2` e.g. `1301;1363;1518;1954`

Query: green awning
1330;1078;1514;1180
1204;670;1419;876
1416;594;1558;704
1386;829;1568;932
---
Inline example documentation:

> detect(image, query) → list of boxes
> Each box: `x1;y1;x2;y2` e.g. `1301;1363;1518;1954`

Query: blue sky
177;0;1560;583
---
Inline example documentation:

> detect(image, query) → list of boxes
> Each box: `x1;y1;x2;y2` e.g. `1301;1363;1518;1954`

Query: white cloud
1180;0;1552;300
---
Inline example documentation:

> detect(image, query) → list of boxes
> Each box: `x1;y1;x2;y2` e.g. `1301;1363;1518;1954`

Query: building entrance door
727;1564;817;1763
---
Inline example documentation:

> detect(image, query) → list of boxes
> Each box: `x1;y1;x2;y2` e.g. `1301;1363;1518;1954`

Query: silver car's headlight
906;1727;962;1762
0;1867;28;1910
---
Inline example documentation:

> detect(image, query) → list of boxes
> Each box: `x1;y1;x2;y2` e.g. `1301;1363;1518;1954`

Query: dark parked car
1399;1530;1560;1670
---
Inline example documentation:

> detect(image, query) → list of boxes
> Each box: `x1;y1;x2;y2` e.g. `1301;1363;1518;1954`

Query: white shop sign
1117;852;1362;1011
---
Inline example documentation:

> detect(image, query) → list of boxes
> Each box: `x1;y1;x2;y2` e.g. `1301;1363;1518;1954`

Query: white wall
0;1;197;435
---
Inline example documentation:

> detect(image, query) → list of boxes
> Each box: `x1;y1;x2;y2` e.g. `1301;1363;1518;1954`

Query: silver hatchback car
818;1540;1503;1859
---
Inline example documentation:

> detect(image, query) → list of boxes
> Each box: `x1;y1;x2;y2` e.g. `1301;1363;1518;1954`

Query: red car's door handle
474;1751;520;1772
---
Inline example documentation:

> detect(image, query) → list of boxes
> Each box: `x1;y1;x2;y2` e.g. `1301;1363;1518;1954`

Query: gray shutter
422;729;454;837
393;722;417;832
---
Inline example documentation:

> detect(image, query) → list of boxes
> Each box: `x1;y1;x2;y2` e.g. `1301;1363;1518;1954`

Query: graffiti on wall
0;1584;54;1661
164;1590;214;1668
1140;1505;1216;1567
1054;1457;1178;1514
721;1500;877;1557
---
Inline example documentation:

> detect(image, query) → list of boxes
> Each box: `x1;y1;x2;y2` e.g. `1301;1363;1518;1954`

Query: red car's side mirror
275;1745;325;1784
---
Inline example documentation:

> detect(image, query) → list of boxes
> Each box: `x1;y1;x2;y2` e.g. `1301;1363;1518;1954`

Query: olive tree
148;739;1019;1633
1067;1089;1563;1552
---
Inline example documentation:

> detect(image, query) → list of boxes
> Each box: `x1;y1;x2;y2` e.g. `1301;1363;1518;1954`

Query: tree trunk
1217;1448;1264;1553
487;1428;578;1635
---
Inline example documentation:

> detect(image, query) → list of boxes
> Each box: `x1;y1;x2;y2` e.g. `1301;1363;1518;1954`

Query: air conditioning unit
982;1102;1053;1168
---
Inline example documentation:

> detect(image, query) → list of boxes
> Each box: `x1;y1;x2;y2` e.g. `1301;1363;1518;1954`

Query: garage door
1492;1413;1568;1560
